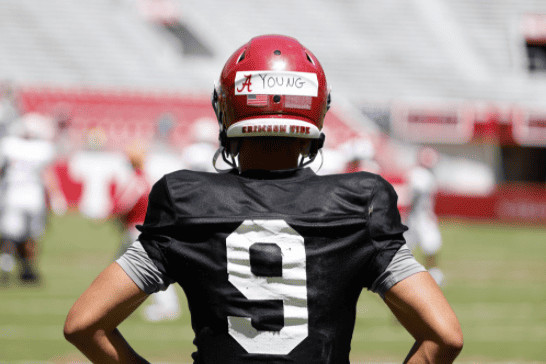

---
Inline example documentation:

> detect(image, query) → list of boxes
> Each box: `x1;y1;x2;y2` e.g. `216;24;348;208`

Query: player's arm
63;262;150;364
42;165;68;215
367;175;462;363
384;272;463;364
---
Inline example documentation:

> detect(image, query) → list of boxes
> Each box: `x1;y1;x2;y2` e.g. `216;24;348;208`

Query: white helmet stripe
227;118;320;138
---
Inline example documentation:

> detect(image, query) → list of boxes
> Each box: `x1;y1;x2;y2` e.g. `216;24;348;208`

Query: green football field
1;214;544;363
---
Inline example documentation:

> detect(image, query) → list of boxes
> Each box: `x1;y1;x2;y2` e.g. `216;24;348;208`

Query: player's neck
238;138;302;172
238;151;299;171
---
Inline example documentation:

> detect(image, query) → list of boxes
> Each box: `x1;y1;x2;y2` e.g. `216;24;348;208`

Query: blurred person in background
146;112;184;184
0;81;20;139
0;113;56;284
181;117;220;172
305;125;347;175
111;140;153;258
69;126;130;220
110;139;181;322
404;146;445;287
42;103;77;216
140;112;185;322
0;81;20;283
342;136;381;174
65;35;462;364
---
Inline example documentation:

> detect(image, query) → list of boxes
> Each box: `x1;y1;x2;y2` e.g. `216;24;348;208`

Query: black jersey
138;167;407;364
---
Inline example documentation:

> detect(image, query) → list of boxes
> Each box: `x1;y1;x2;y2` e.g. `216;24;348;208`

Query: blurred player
133;113;184;320
68;127;125;219
405;146;445;287
0;81;20;139
0;113;56;284
65;35;462;363
305;125;348;175
110;139;180;322
111;140;152;257
141;114;185;322
146;112;183;184
342;136;381;174
42;103;77;216
180;118;219;172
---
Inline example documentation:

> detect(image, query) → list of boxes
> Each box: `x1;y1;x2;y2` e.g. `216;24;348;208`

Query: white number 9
226;219;308;355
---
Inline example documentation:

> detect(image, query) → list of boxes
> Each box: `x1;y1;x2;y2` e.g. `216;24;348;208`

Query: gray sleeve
369;244;426;299
116;240;174;294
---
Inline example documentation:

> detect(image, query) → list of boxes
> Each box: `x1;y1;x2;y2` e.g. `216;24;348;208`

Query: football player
64;35;463;364
0;113;56;283
110;139;181;322
111;140;153;258
405;146;445;287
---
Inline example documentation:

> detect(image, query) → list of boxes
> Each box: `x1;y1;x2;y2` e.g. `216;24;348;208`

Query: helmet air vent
237;51;246;63
305;52;315;65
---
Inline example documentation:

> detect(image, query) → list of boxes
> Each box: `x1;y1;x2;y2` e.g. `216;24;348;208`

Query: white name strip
235;71;318;96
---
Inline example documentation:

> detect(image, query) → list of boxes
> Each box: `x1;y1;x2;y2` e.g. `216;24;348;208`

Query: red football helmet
212;35;330;168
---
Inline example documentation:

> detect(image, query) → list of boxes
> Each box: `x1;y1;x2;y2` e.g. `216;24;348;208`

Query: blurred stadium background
0;0;545;363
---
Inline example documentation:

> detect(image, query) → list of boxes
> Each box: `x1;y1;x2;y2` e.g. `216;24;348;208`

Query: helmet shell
215;35;329;139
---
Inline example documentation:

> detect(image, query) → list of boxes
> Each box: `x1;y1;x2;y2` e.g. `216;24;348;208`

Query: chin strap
214;136;325;174
299;148;324;173
213;147;238;173
214;147;324;174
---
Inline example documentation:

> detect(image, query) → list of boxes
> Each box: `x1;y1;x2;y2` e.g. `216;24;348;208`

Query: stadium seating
2;0;546;103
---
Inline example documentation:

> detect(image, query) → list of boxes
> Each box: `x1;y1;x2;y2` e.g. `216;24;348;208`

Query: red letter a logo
237;75;252;93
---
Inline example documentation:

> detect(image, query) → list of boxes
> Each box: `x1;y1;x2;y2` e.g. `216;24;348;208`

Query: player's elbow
63;315;94;345
63;319;83;344
438;324;464;356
